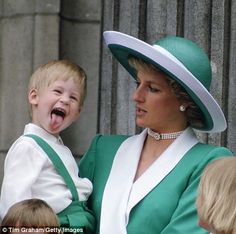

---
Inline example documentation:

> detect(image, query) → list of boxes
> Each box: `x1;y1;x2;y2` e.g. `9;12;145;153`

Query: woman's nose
132;86;145;102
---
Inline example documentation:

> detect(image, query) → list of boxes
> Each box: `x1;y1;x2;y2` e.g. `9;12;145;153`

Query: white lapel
99;128;198;234
100;130;146;234
125;127;199;222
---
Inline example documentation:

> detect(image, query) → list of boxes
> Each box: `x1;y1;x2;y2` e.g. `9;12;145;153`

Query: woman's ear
28;88;39;105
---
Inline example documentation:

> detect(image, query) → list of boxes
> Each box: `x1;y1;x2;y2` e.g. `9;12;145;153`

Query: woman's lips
136;107;147;116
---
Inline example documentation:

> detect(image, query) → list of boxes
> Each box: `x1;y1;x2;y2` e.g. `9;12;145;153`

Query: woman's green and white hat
103;31;227;133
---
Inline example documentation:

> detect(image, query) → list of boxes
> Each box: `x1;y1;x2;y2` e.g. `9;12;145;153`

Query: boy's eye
70;96;78;101
53;89;62;94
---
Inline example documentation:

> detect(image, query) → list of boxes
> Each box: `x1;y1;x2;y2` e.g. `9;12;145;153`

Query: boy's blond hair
28;60;87;107
1;199;60;234
197;157;236;234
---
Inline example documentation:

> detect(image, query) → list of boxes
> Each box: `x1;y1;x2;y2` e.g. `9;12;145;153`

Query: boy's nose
60;95;70;104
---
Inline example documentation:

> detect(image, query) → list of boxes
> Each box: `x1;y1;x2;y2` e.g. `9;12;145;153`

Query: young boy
196;157;236;234
0;60;95;233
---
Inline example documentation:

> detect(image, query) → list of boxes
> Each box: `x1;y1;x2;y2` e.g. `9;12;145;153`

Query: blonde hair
197;157;236;234
128;57;204;129
1;199;60;234
28;60;87;107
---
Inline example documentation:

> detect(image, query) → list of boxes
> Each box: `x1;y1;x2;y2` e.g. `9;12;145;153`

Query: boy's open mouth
51;108;66;118
50;108;66;129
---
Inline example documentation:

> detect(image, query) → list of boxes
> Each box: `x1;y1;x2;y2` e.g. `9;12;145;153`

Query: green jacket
79;131;233;234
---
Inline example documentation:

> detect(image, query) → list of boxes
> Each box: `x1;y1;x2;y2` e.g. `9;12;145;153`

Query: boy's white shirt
0;123;92;218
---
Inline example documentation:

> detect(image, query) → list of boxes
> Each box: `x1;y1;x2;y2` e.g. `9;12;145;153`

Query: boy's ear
72;107;82;122
28;88;39;105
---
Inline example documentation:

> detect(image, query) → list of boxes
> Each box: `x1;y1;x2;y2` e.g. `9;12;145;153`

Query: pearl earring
179;105;186;112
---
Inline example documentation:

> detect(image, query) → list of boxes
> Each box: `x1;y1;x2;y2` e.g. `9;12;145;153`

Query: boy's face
29;78;81;136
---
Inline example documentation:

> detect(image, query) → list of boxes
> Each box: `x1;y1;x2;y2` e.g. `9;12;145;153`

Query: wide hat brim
103;31;227;133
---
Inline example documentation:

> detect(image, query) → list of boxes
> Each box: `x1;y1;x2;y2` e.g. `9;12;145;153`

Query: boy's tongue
50;113;63;130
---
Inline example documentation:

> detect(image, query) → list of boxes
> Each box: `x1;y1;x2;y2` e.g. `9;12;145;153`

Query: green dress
79;128;233;234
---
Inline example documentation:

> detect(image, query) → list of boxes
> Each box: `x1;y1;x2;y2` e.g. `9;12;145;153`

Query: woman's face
132;68;187;132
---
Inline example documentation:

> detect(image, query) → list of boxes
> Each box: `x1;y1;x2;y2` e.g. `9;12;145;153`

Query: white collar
23;123;64;145
100;127;199;234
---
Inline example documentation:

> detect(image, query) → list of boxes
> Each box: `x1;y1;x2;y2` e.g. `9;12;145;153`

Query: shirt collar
23;123;64;145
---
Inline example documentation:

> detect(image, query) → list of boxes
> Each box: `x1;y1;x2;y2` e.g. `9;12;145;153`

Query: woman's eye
135;81;140;88
148;86;159;92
